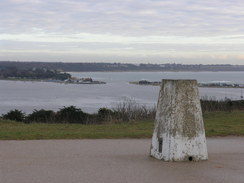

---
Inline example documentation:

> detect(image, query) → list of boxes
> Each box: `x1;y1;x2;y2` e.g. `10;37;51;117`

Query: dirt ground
1;137;244;183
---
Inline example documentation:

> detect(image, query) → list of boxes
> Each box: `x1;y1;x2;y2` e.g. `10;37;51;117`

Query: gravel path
1;137;244;183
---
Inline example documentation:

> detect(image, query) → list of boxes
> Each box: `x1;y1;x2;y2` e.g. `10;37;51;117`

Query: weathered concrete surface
151;79;208;161
0;138;244;183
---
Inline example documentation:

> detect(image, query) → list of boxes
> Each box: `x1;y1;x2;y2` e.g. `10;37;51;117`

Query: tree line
1;98;243;124
1;61;244;72
0;66;71;81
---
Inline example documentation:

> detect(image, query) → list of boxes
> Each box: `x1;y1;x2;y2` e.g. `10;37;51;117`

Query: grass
0;111;243;140
203;111;244;136
0;120;153;140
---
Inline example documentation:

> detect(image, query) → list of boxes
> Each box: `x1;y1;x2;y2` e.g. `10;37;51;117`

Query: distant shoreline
0;78;106;85
1;78;244;88
129;81;244;89
69;70;244;73
2;61;244;72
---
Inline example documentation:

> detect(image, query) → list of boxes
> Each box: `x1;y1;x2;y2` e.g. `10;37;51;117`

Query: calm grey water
1;71;244;114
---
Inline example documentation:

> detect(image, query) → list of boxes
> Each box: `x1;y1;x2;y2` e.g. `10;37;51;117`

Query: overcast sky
1;0;244;64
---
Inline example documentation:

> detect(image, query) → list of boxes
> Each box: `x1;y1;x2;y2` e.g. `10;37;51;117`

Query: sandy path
0;137;244;183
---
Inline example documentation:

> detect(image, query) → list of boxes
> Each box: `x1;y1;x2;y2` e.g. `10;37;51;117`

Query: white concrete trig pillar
150;79;208;161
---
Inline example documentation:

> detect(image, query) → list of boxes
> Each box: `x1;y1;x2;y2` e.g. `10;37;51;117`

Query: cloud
0;0;244;63
1;0;244;36
2;32;244;45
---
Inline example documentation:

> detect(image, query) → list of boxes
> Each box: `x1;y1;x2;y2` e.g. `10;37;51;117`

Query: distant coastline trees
0;66;71;81
1;61;244;72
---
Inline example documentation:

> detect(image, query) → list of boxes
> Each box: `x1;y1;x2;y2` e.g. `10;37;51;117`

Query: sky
0;0;244;64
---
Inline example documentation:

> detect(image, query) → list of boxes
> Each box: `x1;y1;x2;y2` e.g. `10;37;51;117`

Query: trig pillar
150;79;208;161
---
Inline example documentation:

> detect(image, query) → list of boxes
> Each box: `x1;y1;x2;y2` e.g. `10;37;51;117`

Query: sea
1;71;244;115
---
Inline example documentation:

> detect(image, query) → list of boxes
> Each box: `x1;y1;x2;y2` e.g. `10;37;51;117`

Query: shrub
97;108;114;121
2;109;25;122
112;98;156;122
200;97;244;112
56;106;88;124
26;109;56;123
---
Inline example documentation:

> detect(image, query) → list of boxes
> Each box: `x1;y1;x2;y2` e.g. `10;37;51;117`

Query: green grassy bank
0;111;243;140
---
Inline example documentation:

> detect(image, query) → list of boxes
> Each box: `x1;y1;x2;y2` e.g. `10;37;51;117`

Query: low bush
97;107;114;121
112;98;156;121
2;109;25;122
1;97;243;124
201;97;244;112
56;106;88;124
26;109;56;123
